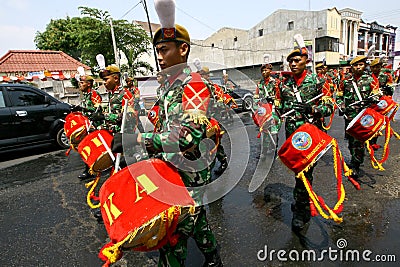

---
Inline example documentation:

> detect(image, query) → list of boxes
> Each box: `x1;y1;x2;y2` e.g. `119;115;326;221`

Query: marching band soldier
254;63;281;154
370;58;394;96
368;58;394;150
75;74;102;180
96;65;136;134
336;56;381;178
199;66;228;175
111;17;222;267
277;43;334;231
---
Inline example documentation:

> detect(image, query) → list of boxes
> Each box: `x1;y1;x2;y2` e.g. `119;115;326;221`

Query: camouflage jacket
105;86;135;132
254;76;280;104
278;71;334;137
337;73;381;120
372;70;394;96
141;66;215;187
81;89;102;116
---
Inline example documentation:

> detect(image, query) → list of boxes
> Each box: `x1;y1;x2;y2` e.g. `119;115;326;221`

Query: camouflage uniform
337;73;381;169
278;71;334;224
81;89;102;127
140;66;219;266
105;86;135;133
254;75;281;148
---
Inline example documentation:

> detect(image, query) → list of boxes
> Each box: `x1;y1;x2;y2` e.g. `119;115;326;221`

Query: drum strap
296;138;355;223
263;84;270;97
293;85;303;103
365;116;392;171
352;80;363;102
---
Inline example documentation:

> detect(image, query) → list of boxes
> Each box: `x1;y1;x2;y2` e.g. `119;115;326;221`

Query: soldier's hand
90;112;105;121
111;133;139;153
292;102;312;114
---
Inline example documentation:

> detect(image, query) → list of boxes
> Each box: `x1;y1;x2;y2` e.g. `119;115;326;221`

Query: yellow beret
287;47;308;61
370;58;382;67
350;55;367;66
153;24;190;45
315;63;324;69
200;66;210;74
99;65;120;79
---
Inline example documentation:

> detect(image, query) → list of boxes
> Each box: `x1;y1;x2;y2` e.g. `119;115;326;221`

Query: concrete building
189;7;397;76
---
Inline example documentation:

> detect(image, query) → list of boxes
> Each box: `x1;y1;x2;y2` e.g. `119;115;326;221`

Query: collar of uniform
293;70;308;87
166;66;191;87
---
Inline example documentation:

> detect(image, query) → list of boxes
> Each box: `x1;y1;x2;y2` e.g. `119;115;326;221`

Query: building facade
189;7;397;73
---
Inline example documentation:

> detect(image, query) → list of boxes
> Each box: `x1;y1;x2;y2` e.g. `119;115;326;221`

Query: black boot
78;165;95;180
348;163;361;179
291;203;311;232
203;249;223;267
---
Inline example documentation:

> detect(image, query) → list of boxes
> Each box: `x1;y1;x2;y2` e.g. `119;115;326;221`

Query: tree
34;7;153;75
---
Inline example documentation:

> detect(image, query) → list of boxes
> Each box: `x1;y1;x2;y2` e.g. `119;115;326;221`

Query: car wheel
56;128;70;149
242;96;253;111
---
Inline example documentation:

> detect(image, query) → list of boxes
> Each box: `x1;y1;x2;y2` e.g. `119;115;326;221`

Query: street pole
110;19;120;67
142;0;160;72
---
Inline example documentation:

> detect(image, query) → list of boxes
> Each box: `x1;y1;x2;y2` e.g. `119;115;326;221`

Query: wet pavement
1;90;399;266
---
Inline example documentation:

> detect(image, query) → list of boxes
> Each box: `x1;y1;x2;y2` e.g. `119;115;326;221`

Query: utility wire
120;1;142;20
175;5;216;33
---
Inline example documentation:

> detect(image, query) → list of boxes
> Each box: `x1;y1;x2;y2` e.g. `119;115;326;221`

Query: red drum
77;129;114;173
371;95;398;121
346;108;386;142
64;112;90;149
252;103;272;127
99;159;195;252
278;123;333;174
148;104;160;128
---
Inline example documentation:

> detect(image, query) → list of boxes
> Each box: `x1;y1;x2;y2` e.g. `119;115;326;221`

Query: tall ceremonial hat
287;34;308;61
77;67;94;82
153;0;190;45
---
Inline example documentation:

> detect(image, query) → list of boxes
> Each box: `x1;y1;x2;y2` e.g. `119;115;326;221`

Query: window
9;89;46;106
288;21;294;31
258;29;263;37
0;91;5;108
315;36;339;52
234;36;238;42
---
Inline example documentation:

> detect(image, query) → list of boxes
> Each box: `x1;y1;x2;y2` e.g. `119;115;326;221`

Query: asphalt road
1;94;399;266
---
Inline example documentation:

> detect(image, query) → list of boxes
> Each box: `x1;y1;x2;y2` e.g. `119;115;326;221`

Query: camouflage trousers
345;120;365;167
158;206;218;267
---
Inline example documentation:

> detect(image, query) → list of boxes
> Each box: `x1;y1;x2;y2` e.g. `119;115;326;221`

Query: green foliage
34;6;152;75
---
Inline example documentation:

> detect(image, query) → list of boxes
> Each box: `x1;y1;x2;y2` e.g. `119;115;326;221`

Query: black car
209;77;254;111
0;83;71;152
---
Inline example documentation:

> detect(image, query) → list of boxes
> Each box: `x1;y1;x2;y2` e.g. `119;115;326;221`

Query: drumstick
281;93;324;118
98;132;116;162
114;100;129;173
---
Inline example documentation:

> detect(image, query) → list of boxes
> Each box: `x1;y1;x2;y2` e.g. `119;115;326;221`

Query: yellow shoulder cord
365;117;391;171
85;173;101;209
296;139;345;223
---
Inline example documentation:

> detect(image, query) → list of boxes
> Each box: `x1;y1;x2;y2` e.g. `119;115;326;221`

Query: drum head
346;108;366;131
